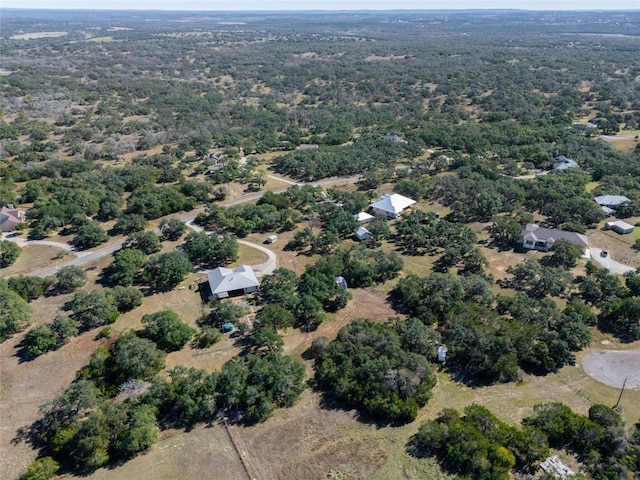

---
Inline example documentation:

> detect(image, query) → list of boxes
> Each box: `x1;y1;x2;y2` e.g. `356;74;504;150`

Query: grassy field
231;243;269;267
0;244;73;277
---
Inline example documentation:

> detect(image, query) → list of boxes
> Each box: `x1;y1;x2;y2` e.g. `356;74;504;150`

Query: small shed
354;226;371;241
353;211;374;224
222;322;235;333
265;234;278;244
605;220;634;235
335;276;348;289
437;346;447;362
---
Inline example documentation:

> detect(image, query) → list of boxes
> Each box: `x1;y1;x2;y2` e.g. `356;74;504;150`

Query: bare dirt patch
582;350;640;390
10;31;68;40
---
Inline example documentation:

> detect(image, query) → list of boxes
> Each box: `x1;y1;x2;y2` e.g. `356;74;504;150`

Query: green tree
143;251;193;289
259;267;298;311
51;315;79;345
159;218;187;241
141;310;195;352
8;275;54;301
103;248;146;286
112;214;148;235
20;456;59;480
248;327;284;354
55;265;87;293
295;294;326;331
108;286;144;312
0;281;33;341
0;240;21;267
315;319;436;423
123;231;162;255
200;301;246;327
22;325;58;357
545;239;583;269
112;404;158;459
258;303;295;331
183;231;238;268
195;326;222;348
72;290;119;330
73;221;109;250
109;332;166;384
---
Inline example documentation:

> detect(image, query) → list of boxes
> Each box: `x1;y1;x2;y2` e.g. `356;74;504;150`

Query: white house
207;265;259;300
370;193;416;219
354;226;371;241
605;220;634;235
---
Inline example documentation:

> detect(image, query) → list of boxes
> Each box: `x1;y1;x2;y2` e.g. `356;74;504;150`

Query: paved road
18;174;361;278
590;248;636;275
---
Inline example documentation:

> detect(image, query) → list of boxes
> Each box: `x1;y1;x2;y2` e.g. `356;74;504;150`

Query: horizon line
1;7;639;11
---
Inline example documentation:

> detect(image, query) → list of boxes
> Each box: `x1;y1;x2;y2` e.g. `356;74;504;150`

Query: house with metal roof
354;226;372;241
553;155;579;170
207;265;259;300
520;224;589;253
370;193;416;219
594;195;631;207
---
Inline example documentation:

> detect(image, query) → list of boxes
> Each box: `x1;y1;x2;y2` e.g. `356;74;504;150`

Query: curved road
11;174;361;278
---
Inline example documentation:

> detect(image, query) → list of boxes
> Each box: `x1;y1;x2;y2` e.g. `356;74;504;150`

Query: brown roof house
1;205;26;232
521;224;589;253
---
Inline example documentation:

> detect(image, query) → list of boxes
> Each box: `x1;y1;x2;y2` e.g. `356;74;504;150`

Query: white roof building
353;212;374;223
370;193;416;219
594;195;631;207
605;220;634;235
207;265;259;300
354;226;372;241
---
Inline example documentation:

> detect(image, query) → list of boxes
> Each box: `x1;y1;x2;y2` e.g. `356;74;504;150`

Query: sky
1;0;639;10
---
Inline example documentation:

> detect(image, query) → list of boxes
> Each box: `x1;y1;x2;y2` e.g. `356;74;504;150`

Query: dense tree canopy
315;319;437;423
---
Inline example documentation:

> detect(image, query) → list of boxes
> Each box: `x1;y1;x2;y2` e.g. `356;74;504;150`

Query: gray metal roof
594;195;631;206
207;265;259;295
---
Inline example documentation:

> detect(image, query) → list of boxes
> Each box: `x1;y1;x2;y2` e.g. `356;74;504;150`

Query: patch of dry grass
0;244;73;277
86;424;247;480
10;31;68;39
231;243;269;267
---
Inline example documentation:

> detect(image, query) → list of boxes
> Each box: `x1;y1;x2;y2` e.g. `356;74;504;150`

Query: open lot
0;244;73;277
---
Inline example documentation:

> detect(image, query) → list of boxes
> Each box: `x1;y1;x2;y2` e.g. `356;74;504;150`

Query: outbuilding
354;226;371;241
605;220;635;235
264;234;278;244
353;211;374;223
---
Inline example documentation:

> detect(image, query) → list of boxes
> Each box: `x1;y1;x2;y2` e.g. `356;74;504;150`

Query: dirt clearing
582;350;640;389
